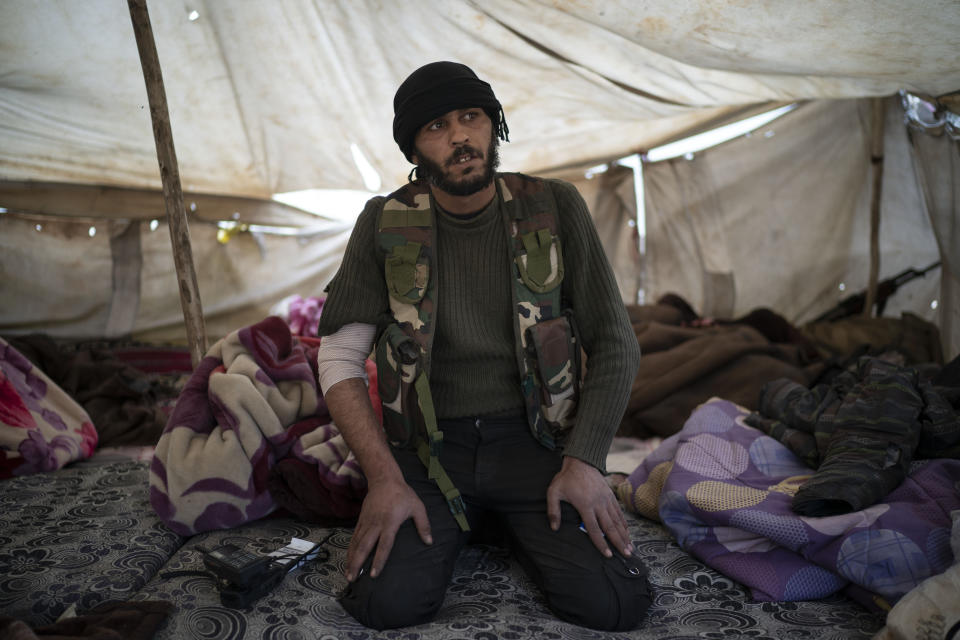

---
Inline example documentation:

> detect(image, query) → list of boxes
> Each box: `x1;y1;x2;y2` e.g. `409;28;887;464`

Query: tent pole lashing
127;0;207;367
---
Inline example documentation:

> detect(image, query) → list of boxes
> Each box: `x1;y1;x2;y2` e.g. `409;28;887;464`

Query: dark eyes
426;111;480;131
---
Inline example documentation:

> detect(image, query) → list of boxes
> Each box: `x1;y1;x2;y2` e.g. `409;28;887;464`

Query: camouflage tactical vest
374;173;582;531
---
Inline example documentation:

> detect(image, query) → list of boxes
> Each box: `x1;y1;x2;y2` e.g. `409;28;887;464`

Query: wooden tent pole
863;97;887;318
127;0;207;367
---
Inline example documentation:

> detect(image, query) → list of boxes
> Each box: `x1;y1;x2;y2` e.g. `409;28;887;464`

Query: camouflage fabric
498;174;579;449
374;173;580;454
522;312;580;449
916;380;960;459
744;373;860;469
373;186;469;531
746;356;960;516
375;322;426;450
377;188;436;370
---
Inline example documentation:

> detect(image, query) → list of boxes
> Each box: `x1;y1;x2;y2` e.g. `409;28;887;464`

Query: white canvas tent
1;0;959;359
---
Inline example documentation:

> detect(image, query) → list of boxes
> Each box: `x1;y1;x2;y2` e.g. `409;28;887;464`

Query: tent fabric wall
640;97;944;343
0;0;751;197
0;182;355;342
643;99;872;321
550;0;960;95
133;221;353;343
0;215;116;337
869;97;946;328
0;182;332;226
2;1;958;198
1;2;958;354
0;210;353;343
907;124;960;360
587;167;644;306
544;165;643;305
4;96;949;353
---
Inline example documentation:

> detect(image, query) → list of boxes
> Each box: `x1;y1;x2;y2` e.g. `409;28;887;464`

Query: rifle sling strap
414;372;470;532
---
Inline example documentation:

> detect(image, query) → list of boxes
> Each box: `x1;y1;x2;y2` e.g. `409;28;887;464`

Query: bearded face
413;134;500;197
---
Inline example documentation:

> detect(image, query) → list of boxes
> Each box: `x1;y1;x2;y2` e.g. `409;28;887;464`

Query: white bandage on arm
317;322;377;395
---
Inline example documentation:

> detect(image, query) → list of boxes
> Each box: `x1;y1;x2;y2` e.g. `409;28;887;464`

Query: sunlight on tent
272;189;376;223
273;140;382;222
643;104;798;162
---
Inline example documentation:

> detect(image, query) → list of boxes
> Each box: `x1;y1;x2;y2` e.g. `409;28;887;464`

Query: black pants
338;414;651;630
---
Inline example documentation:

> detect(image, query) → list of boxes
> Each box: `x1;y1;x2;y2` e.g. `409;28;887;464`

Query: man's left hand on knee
546;456;634;558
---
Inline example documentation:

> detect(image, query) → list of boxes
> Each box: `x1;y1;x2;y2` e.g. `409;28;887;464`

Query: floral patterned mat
1;460;885;639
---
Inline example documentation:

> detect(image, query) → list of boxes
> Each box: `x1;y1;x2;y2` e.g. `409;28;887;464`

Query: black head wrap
392;61;509;163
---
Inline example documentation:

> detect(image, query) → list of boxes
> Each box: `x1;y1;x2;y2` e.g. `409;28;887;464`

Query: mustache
446;145;483;166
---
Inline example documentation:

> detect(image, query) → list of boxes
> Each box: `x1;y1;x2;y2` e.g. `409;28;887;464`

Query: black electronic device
218;566;286;608
199;539;323;609
202;544;270;588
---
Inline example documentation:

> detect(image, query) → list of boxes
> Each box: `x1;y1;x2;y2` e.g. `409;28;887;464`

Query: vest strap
416;440;470;532
414;371;470;532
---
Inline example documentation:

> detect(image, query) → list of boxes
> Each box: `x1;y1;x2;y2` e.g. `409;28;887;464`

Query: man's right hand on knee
345;479;433;581
319;378;434;582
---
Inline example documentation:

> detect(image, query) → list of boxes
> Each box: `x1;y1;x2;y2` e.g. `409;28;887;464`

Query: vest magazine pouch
524;312;580;437
385;241;429;304
374;323;424;449
515;229;563;294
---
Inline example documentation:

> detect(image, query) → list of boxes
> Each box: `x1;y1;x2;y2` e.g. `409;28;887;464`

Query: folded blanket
149;316;368;535
618;398;960;610
747;356;960;516
1;338;97;478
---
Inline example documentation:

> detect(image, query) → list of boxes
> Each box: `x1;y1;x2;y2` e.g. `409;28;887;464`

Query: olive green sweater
318;175;640;471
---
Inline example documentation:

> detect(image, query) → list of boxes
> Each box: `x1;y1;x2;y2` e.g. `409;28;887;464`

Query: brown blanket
618;295;946;439
619;320;814;438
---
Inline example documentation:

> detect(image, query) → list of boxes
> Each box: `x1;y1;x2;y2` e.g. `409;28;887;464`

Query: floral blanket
1;337;97;478
149;316;369;536
617;397;960;610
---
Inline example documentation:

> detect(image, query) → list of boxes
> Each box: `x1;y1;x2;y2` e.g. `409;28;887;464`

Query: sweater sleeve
316;196;391;337
551;180;641;472
317;322;377;393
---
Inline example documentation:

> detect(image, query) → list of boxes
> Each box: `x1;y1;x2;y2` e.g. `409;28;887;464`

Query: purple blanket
617;397;960;610
149;316;367;535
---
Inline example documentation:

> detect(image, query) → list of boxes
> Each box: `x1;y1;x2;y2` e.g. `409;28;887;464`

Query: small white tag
268;537;320;572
